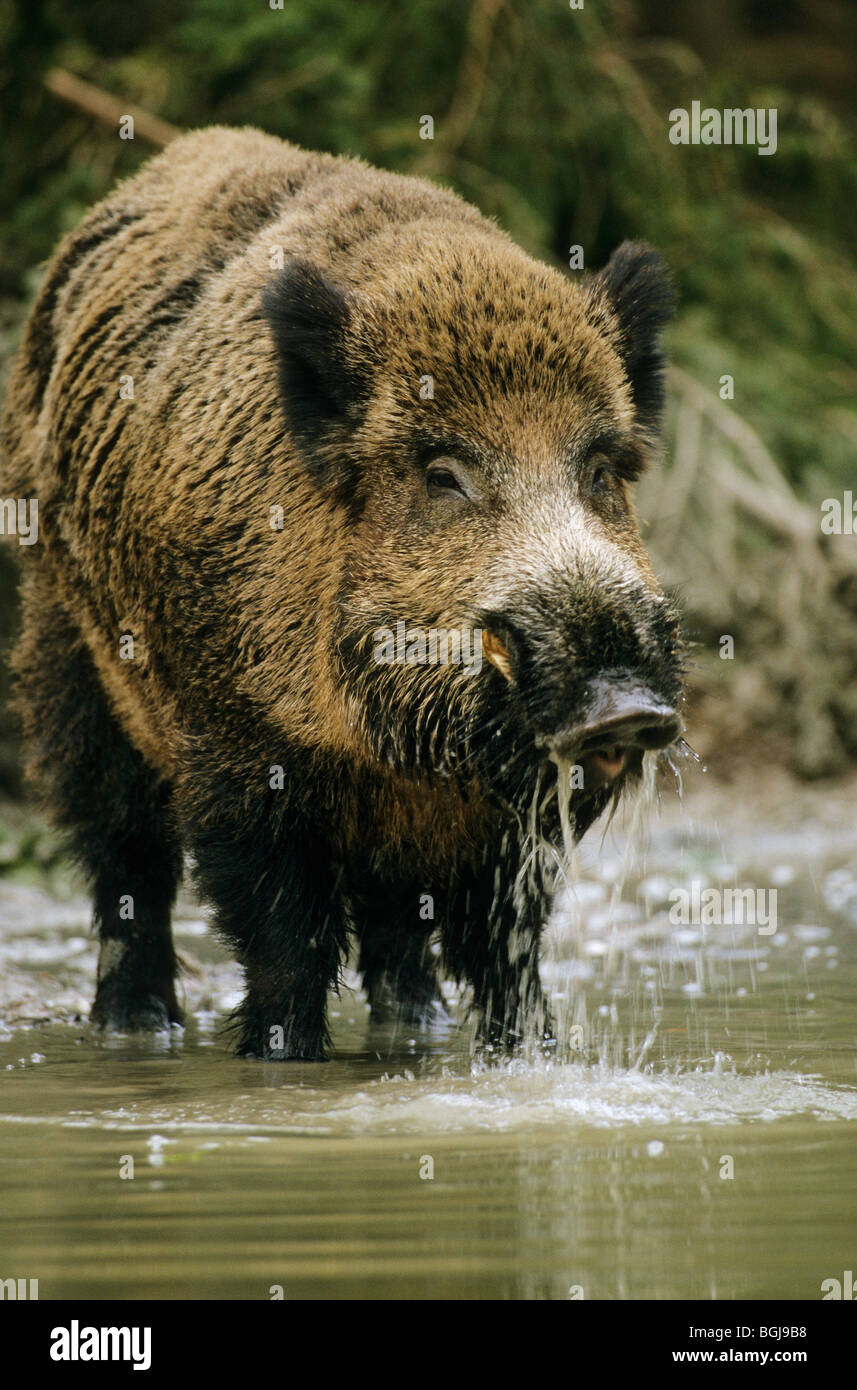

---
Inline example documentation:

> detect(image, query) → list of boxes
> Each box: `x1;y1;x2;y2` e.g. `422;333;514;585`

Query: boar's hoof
91;988;184;1033
479;1011;556;1057
368;994;454;1031
232;1025;329;1063
236;1044;329;1063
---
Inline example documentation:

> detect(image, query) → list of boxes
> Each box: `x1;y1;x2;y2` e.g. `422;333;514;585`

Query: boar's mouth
512;726;682;859
539;679;682;792
467;673;684;850
474;602;685;846
333;608;683;853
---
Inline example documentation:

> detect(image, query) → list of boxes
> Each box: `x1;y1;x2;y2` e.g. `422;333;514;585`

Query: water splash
10;1056;854;1139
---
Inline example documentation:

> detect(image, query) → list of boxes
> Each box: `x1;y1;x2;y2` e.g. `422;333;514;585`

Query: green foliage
2;0;855;479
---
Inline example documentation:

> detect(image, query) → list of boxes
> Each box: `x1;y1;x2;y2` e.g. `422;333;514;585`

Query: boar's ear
594;241;676;433
262;258;370;480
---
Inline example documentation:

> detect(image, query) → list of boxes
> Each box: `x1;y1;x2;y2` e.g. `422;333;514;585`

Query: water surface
2;774;856;1299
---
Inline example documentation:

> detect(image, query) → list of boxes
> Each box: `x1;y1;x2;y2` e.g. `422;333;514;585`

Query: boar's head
263;236;684;845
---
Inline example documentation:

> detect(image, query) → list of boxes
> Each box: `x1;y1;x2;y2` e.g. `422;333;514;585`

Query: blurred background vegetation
1;0;856;863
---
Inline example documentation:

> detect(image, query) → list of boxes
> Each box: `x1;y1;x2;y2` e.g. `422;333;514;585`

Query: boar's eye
588;458;613;497
426;464;469;501
583;435;645;499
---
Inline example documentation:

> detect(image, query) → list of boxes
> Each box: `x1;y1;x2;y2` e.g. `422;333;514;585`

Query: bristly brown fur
0;127;682;1057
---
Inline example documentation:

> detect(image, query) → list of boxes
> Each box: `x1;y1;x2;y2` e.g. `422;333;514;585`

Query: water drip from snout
534;748;660;897
514;760;575;912
520;750;664;1062
491;747;668;1062
516;754;587;914
603;752;658;976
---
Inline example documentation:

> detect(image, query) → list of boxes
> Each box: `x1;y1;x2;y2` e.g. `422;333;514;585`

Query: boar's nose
546;678;682;781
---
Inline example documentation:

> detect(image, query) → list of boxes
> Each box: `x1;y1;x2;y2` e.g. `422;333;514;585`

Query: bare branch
44;68;181;149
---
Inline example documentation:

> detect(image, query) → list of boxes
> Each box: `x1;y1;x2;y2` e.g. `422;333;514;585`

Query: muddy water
2;775;857;1300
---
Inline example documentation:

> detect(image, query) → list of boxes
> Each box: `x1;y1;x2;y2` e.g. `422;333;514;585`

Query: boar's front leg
187;793;348;1060
443;845;554;1050
350;877;449;1028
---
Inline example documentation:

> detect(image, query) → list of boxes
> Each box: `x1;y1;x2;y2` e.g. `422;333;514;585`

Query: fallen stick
43;67;181;148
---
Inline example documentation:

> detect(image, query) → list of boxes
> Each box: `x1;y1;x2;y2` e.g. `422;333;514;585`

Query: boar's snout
554;678;682;752
546;677;682;783
478;574;683;787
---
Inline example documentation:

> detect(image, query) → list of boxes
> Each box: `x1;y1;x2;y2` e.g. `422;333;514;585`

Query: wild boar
0;127;683;1058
